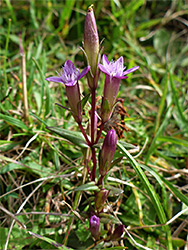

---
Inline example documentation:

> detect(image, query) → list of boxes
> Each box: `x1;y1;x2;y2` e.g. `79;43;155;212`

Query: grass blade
0;113;29;131
117;141;173;249
169;71;187;130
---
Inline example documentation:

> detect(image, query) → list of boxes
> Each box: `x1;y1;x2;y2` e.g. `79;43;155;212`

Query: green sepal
102;97;110;113
46;126;89;148
80;93;90;111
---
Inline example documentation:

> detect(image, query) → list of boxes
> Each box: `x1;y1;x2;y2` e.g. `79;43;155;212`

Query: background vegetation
0;0;188;249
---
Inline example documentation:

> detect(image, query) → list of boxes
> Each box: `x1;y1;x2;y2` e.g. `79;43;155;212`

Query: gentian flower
89;215;100;239
46;60;90;123
84;5;99;89
99;129;117;177
98;54;139;122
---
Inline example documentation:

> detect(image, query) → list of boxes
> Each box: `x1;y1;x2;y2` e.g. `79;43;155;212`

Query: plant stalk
90;88;96;145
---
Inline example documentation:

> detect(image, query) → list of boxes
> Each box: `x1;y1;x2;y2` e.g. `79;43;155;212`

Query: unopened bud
84;5;99;89
89;215;100;239
99;129;117;176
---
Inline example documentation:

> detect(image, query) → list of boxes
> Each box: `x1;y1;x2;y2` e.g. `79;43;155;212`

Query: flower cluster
45;4;139;246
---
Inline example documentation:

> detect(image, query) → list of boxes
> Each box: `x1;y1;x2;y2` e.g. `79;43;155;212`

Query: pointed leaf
28;231;73;250
0;113;28;131
47;126;89;148
74;181;99;191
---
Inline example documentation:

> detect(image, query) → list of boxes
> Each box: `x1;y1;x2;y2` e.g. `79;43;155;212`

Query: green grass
0;0;188;249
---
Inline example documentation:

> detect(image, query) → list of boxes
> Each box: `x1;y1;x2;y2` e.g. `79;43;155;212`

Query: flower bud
89;215;100;239
84;5;99;89
110;225;125;241
99;129;117;177
95;189;109;212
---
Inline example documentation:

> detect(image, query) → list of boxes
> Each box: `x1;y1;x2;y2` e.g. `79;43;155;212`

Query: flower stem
90;88;96;145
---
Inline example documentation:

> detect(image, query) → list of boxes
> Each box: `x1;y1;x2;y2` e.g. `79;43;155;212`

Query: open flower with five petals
98;55;139;122
46;60;90;123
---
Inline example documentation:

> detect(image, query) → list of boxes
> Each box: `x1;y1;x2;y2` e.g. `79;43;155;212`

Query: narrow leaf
0;113;28;131
47;126;88;148
74;181;99;191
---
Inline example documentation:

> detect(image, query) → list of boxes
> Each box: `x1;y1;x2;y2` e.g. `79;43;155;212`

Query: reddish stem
90;88;96;145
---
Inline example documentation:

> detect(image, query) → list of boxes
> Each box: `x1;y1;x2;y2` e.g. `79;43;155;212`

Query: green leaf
154;72;168;134
159;175;188;206
28;231;73;250
140;163;188;206
30;112;48;126
47;126;88;148
157;136;188;148
169;71;188;130
74;181;99;191
145;106;172;164
0;140;21;152
0;113;28;131
75;222;90;242
32;57;51;116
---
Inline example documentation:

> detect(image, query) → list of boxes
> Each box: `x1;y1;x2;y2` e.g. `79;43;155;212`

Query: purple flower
98;54;139;80
45;60;90;86
98;55;139;122
46;60;90;123
89;215;100;239
99;129;117;177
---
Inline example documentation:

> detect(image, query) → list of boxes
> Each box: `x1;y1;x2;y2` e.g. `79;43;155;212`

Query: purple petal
64;60;75;69
102;54;109;67
116;56;123;67
78;66;90;80
123;66;139;75
98;64;109;75
45;76;64;83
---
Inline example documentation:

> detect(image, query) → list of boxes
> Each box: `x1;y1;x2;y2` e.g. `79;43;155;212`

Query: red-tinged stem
91;147;97;181
90;88;96;145
78;123;91;146
95;122;105;144
90;88;97;181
